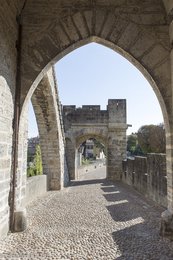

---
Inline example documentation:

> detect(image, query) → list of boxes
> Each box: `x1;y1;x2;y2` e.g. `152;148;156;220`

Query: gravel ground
0;166;173;259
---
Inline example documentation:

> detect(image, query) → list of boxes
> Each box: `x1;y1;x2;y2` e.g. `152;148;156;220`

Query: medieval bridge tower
63;99;128;181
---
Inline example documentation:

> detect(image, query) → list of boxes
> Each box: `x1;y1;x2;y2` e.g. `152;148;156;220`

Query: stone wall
0;2;18;238
25;175;47;206
107;100;127;181
17;106;28;210
122;154;167;207
63;105;108;133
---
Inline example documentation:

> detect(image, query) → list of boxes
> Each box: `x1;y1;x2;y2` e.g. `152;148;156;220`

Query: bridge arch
21;3;171;168
76;134;107;150
65;132;107;181
76;136;107;179
22;34;170;133
21;1;171;130
20;33;171;198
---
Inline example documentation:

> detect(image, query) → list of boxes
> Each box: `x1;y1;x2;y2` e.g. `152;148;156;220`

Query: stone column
107;100;127;181
65;139;76;180
107;130;127;180
0;77;15;236
13;104;28;232
160;16;173;239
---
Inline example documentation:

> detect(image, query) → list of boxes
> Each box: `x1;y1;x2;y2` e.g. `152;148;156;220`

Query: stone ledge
108;123;128;130
13;208;27;232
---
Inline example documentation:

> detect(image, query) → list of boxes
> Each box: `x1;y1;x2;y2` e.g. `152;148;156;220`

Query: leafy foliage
127;134;143;156
137;124;165;154
127;134;137;153
127;124;165;155
27;145;43;177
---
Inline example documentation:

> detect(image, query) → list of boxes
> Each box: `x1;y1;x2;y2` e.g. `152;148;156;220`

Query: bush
27;145;43;177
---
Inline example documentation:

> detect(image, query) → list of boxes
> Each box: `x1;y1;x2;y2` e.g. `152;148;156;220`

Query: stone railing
26;175;47;205
122;154;167;208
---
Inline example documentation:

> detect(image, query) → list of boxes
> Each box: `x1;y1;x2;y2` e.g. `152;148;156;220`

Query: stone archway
66;133;108;181
20;2;172;185
76;135;107;180
21;1;171;124
63;100;127;181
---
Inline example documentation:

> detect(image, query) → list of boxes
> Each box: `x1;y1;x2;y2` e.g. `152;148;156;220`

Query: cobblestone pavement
1;167;173;259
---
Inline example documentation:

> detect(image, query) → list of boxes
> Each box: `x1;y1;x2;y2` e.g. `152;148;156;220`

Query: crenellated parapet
63;99;127;133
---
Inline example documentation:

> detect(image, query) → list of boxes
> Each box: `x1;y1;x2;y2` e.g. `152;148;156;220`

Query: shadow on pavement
70;178;106;187
101;181;173;259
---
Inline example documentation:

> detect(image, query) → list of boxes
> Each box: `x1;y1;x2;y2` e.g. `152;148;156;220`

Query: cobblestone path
1;167;173;259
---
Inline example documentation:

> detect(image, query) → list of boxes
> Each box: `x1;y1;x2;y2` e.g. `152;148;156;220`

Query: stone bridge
63;100;127;181
0;0;173;240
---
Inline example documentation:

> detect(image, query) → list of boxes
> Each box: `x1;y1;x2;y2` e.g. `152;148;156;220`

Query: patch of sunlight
113;200;128;205
116;217;145;232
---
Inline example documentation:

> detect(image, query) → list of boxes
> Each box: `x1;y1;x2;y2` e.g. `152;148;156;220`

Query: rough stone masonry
63;99;128;181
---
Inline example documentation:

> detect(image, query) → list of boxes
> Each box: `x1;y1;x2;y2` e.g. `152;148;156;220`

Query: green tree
27;144;43;177
137;124;165;154
127;134;137;153
34;145;43;175
127;134;144;156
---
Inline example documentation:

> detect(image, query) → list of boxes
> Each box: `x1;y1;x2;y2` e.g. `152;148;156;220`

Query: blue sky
28;43;163;137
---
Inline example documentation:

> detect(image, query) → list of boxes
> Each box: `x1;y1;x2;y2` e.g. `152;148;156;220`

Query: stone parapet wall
122;154;167;207
26;175;47;205
63;105;108;132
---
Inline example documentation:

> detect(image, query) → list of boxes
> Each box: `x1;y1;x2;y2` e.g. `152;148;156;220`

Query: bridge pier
107;100;127;181
31;69;66;191
65;139;77;180
107;129;127;181
160;12;173;239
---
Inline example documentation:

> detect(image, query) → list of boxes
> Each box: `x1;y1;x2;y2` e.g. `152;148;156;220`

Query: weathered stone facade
63;100;127;181
0;0;173;239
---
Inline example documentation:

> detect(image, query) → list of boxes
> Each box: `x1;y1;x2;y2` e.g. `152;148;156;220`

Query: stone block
142;44;169;68
13;208;27;232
